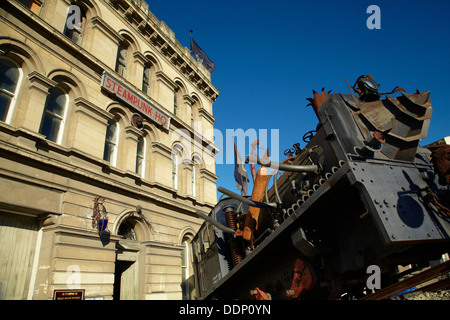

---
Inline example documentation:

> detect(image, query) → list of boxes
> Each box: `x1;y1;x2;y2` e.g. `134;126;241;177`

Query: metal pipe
246;155;318;172
273;173;282;205
217;186;278;209
195;210;236;234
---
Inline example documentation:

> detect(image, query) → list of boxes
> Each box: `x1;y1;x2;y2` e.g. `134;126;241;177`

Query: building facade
0;0;219;300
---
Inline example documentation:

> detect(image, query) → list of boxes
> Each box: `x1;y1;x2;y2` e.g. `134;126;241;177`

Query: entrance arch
113;211;148;300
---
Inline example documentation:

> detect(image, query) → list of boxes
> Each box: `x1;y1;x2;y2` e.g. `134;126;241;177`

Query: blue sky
147;0;450;198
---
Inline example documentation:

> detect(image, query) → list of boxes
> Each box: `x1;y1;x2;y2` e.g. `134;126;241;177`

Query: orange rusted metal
235;166;270;243
287;258;316;299
250;287;271;300
372;130;388;143
306;88;331;120
428;143;450;186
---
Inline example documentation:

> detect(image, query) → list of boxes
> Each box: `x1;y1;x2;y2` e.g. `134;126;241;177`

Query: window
181;238;192;300
191;97;200;130
63;5;86;44
192;156;201;198
18;0;43;15
192;162;196;198
142;66;150;95
172;152;178;190
115;43;128;77
39;86;68;144
0;58;22;124
103;118;119;166
173;88;178;116
118;219;137;240
135;136;145;177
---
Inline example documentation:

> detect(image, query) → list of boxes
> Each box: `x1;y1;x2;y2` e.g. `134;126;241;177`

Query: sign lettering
53;289;85;300
101;72;171;130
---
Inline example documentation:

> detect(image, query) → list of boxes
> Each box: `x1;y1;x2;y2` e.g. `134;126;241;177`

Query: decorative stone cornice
104;0;220;102
74;97;113;124
91;15;123;44
199;168;218;183
124;125;142;140
27;71;56;92
182;94;195;105
156;71;177;91
133;51;147;65
150;141;172;159
198;107;215;125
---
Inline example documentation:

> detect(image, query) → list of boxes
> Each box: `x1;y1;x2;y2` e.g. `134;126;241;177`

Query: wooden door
0;213;38;300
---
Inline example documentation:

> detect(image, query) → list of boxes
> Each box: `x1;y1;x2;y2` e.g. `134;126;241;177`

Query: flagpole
189;30;193;54
189;30;216;73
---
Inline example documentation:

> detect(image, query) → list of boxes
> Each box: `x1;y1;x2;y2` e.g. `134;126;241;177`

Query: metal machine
192;75;450;300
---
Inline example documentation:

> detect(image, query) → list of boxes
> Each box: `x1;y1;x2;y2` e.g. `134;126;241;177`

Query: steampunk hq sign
101;71;171;130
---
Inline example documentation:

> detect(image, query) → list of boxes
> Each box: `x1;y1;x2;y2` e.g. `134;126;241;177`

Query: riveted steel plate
347;160;448;244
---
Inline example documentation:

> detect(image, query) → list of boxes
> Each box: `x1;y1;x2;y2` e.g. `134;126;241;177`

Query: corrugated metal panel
0;213;38;300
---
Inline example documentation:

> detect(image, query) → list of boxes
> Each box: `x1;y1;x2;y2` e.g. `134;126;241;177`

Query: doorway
0;213;39;300
113;218;140;300
113;259;138;300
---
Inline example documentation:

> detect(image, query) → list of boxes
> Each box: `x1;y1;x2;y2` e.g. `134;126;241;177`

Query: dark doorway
113;260;134;300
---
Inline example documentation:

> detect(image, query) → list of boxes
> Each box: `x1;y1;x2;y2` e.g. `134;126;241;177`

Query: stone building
0;0;219;300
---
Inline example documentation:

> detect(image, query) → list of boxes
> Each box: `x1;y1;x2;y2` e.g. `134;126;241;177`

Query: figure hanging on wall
92;196;109;235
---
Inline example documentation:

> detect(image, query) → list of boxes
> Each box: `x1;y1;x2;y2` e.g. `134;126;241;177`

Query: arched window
118;219;137;240
192;162;196;198
172;151;178;190
173;88;179;116
142;65;150;95
192;156;201;198
181;238;191;300
39;86;68;144
115;43;128;77
192;98;201;130
63;4;86;45
0;57;22;124
135;135;145;177
103;118;119;166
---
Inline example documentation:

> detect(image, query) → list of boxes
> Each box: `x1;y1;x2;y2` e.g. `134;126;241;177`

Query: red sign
101;72;171;130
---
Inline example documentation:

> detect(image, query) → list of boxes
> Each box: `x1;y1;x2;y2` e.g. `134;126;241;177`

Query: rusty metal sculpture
234;141;271;245
428;144;450;187
191;75;450;300
306;87;331;120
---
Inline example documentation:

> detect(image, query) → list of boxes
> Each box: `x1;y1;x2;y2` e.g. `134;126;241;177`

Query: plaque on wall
53;289;85;300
